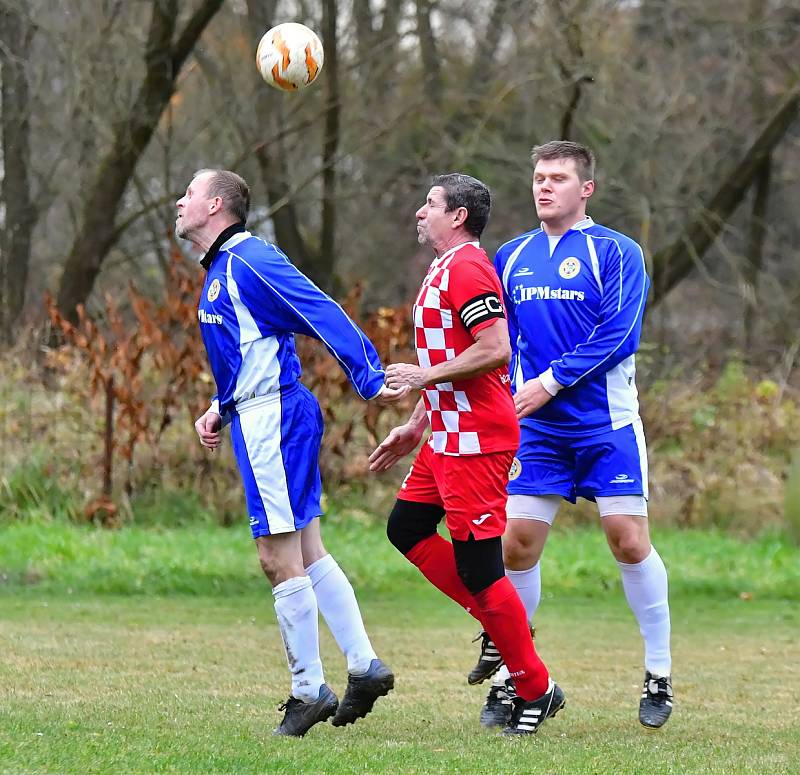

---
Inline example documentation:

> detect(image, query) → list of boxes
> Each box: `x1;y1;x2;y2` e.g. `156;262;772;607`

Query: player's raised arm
229;247;386;400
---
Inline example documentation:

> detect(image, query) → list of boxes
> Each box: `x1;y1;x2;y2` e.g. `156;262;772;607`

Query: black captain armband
458;292;505;331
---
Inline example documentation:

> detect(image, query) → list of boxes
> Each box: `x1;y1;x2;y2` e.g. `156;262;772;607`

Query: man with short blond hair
471;141;673;730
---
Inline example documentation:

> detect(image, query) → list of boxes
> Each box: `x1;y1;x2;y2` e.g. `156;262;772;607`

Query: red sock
474;576;549;700
405;535;481;621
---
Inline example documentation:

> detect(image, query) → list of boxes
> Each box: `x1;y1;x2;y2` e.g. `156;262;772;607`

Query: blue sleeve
550;237;650;387
230;247;386;400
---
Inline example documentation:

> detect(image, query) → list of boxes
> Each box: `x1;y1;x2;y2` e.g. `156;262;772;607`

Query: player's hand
368;424;424;472
385;363;429;390
514;378;553;419
374;384;413;405
194;410;222;450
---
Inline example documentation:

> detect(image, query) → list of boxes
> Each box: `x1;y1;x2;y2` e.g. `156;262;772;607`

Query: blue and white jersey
197;228;385;417
494;217;650;438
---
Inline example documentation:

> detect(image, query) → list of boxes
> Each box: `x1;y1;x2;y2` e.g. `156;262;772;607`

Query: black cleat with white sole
479;678;516;728
273;683;339;737
639;672;673;729
331;658;395;727
467;630;504;685
502;680;565;736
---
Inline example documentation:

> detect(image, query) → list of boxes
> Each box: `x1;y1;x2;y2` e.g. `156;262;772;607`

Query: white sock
617;546;672;676
491;563;542;687
273;575;325;702
306;554;377;675
506;563;542;621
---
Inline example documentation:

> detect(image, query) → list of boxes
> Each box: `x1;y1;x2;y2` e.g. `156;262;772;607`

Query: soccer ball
256;22;324;92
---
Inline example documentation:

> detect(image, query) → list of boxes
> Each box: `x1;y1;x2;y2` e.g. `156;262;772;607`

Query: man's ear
452;206;469;228
581;180;595;201
208;196;223;215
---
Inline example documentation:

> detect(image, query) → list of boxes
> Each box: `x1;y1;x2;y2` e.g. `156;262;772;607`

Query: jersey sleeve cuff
209;398;220;415
539;368;563;396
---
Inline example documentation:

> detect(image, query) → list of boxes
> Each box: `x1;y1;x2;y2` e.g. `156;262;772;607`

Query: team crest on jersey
509;457;522;480
207;279;221;302
558;257;581;279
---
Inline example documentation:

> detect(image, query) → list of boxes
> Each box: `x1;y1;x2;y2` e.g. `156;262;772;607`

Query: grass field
2;519;799;774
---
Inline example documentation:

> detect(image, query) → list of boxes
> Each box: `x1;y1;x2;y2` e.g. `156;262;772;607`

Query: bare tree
319;0;341;289
0;2;35;342
54;0;224;325
651;84;800;303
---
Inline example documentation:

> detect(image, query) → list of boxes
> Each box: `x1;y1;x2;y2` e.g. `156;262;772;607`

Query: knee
257;543;302;587
257;550;282;586
608;528;650;564
386;500;444;555
502;522;545;570
453;536;504;595
503;531;538;569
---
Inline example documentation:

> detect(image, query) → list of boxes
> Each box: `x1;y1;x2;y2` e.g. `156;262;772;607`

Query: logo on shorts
509;457;522;481
610;473;633;484
249;516;258;526
559;257;581;279
207;278;221;302
472;513;492;526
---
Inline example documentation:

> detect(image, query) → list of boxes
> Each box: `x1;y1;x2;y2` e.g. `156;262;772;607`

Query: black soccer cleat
467;625;535;685
273;684;339;737
467;630;504;685
479;678;516;728
331;658;395;727
502;680;565;736
639;671;673;729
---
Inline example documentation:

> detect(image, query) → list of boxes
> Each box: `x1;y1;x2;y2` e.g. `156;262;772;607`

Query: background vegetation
2;5;799;773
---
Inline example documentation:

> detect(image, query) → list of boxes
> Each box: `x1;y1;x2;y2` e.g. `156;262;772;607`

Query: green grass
1;592;798;774
2;516;799;601
1;521;799;773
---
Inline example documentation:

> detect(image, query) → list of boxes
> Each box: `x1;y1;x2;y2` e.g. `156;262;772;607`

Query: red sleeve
447;250;507;337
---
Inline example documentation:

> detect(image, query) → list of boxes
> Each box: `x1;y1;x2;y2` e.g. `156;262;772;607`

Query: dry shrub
9;267;797;533
39;258;415;522
642;362;800;532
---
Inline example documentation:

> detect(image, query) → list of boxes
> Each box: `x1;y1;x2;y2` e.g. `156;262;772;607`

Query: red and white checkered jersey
414;242;519;456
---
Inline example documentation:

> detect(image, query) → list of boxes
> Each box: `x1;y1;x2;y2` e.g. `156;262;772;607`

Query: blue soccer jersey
494;217;650;438
197;229;385;417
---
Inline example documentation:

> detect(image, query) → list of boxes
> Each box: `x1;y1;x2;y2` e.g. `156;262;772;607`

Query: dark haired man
370;173;564;736
471;142;673;731
177;168;407;737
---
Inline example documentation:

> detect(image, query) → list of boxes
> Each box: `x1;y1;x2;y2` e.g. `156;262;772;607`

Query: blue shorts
230;383;323;538
507;419;649;503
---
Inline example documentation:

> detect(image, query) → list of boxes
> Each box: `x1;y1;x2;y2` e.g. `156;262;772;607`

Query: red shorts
397;440;514;541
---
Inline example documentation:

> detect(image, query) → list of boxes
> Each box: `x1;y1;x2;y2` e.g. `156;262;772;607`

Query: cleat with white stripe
502;679;565;736
467;630;504;685
467;625;535;685
639;672;673;729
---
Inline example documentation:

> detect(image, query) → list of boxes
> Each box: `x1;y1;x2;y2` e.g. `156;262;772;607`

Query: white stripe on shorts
238;394;295;534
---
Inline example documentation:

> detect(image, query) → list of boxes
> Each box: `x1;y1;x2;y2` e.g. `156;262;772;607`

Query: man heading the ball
178;168;406;737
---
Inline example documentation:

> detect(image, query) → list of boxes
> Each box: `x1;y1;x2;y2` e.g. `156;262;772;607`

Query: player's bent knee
386;499;445;555
452;535;505;595
606;525;650;563
503;535;540;569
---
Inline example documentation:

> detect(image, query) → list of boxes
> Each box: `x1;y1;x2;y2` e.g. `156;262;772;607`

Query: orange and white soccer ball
256;22;324;92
